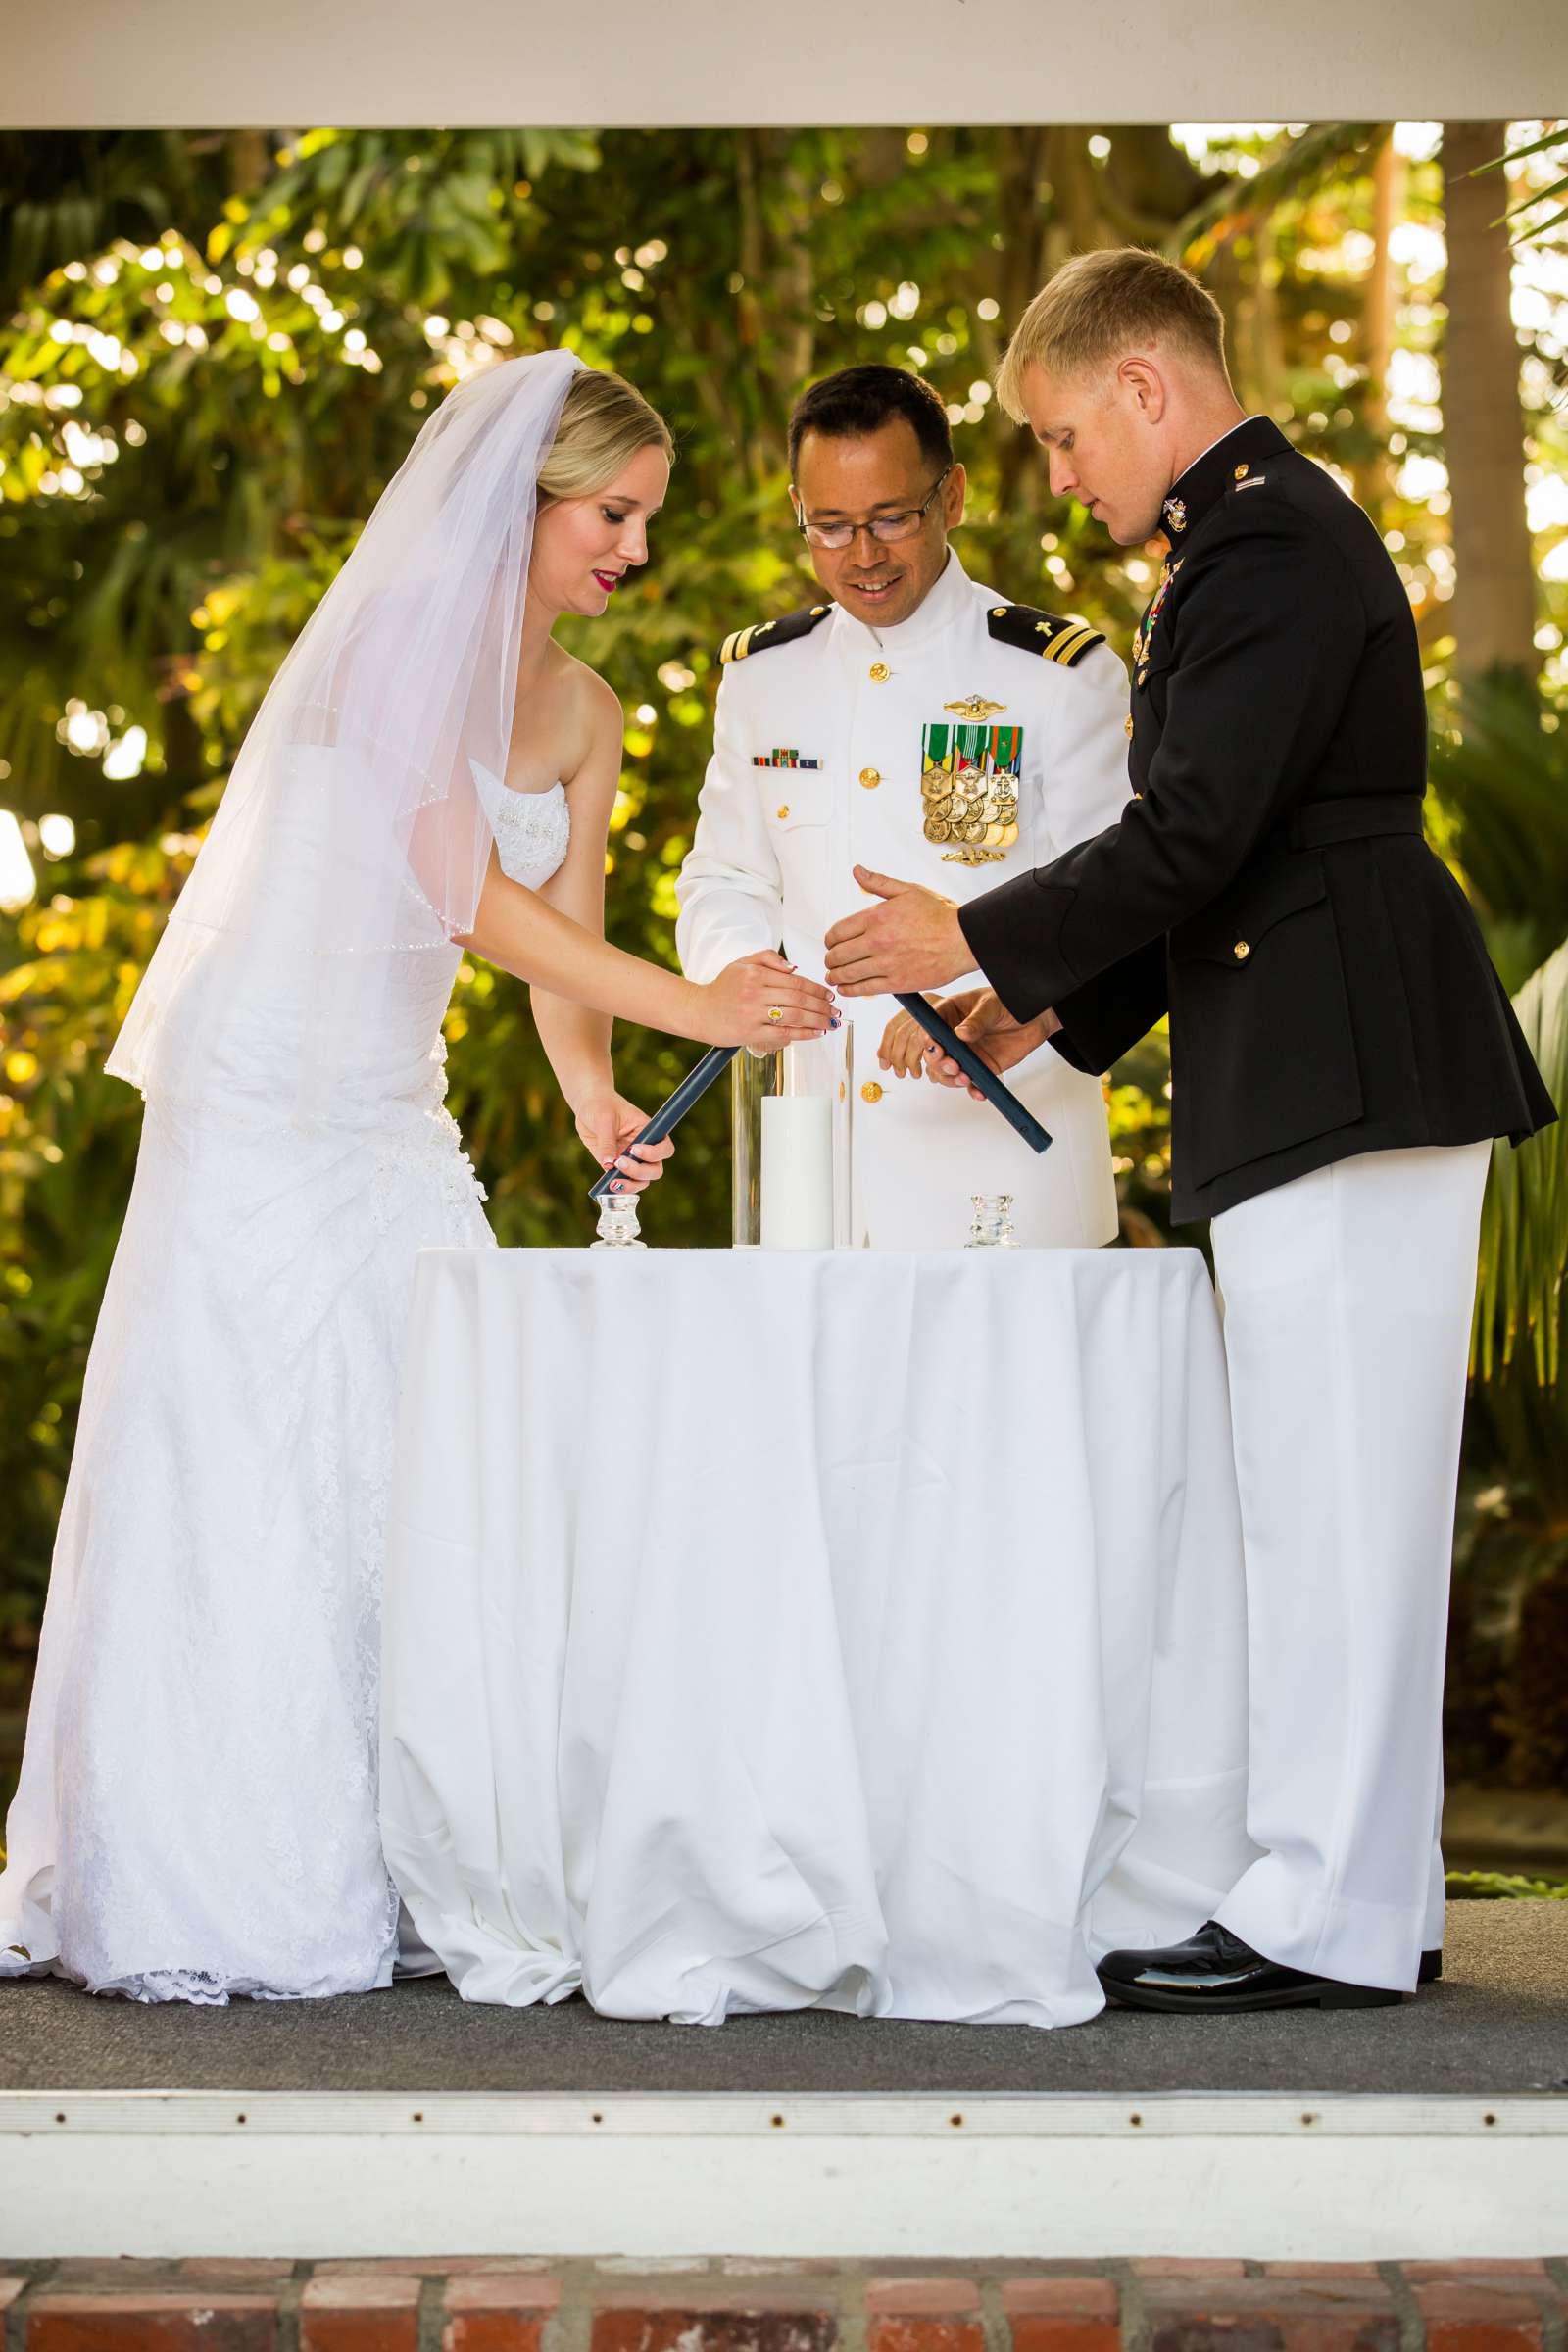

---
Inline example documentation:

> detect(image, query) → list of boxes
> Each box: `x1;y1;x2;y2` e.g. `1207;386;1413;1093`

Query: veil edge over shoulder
107;346;585;1116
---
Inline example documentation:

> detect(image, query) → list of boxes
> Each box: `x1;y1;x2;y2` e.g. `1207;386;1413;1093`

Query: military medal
752;749;821;768
1133;557;1180;670
920;720;1022;864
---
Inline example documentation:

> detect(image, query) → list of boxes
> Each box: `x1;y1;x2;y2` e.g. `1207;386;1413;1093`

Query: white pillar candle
760;1095;834;1250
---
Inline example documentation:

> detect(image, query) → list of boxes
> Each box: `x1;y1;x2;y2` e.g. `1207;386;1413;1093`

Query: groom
825;247;1555;2011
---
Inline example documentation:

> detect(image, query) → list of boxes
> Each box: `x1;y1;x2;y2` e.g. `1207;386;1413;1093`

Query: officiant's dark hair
788;365;954;480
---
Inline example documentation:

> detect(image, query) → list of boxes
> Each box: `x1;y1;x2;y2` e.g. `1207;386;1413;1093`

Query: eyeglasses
795;466;952;552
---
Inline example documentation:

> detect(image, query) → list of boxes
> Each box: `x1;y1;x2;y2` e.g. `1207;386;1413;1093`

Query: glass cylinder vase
730;1024;854;1248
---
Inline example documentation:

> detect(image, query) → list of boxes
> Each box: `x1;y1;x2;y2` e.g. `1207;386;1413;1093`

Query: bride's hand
703;951;838;1054
575;1091;674;1193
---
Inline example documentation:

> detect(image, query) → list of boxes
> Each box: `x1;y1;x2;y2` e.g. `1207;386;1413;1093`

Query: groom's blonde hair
538;368;674;505
996;249;1231;423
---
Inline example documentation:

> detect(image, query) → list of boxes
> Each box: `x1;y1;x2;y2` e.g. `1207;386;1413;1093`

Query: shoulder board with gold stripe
719;603;834;664
985;602;1105;668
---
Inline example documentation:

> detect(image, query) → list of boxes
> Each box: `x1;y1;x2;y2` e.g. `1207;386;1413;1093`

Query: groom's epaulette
720;604;833;664
986;602;1106;668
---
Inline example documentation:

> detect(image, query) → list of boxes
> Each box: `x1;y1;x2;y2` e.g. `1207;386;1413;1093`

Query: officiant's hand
576;1091;675;1193
877;995;976;1080
919;990;1060;1100
824;868;971;996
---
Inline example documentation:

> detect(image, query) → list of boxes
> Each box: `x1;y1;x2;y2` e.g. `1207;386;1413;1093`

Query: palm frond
1469;121;1568;242
1473;935;1568;1387
1502;173;1568;221
1513;200;1568;244
1469;124;1567;175
1427;675;1568;968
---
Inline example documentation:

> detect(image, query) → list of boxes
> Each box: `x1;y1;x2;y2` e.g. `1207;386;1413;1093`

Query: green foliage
1104;1023;1176;1246
1471;122;1568;247
1429;673;1568;989
0;834;193;1642
1446;1868;1568;1898
1423;672;1568;1682
1457;911;1568;1792
1472;935;1568;1393
2;123;1567;1803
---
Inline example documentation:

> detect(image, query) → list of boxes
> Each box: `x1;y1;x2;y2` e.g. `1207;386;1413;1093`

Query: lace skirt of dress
0;1085;494;2004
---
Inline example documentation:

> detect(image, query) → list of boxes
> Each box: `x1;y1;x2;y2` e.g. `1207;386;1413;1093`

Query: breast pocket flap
763;779;830;833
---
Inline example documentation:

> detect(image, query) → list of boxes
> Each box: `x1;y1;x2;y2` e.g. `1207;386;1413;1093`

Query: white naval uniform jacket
676;553;1132;1248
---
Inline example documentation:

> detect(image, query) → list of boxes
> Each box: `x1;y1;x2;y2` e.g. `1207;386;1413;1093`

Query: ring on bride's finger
765;1004;785;1023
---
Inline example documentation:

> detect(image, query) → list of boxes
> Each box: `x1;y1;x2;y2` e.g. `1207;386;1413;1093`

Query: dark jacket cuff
956;874;1075;1025
1048;940;1170;1075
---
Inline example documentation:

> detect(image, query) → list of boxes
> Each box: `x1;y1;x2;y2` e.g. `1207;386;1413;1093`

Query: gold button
859;766;881;789
991;606;1007;617
811;605;827;615
839;1080;847;1101
860;1081;883;1104
1124;715;1134;738
1132;790;1144;801
776;803;790;819
1234;463;1250;480
1234;940;1250;961
868;662;891;683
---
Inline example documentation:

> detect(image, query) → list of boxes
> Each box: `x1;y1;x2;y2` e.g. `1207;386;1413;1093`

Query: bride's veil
107;345;585;1115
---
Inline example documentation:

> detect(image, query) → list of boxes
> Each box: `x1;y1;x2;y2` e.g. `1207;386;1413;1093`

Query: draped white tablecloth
381;1247;1255;2030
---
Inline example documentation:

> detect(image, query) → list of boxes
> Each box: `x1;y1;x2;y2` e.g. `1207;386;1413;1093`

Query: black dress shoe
1097;1921;1403;2013
1419;1947;1442;1984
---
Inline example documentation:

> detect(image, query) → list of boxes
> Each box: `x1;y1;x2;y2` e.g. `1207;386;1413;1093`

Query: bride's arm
527;677;655;1174
526;674;629;1115
458;859;714;1040
452;757;832;1055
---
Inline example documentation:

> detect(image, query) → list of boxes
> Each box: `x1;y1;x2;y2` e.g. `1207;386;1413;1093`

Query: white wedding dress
0;762;569;2003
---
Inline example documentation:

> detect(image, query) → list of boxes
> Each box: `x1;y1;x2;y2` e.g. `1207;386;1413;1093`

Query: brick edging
1;2259;1564;2352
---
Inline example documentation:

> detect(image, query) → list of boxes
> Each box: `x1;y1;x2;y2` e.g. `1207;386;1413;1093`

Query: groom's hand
576;1091;675;1194
824;867;971;996
920;990;1060;1100
878;995;976;1079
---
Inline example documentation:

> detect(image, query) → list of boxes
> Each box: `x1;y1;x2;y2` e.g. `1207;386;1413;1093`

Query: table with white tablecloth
380;1247;1255;2030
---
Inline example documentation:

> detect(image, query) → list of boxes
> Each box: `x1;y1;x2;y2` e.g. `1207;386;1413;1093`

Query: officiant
675;364;1131;1249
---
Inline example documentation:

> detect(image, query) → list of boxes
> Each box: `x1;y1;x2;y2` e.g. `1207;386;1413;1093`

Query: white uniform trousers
1208;1141;1492;1992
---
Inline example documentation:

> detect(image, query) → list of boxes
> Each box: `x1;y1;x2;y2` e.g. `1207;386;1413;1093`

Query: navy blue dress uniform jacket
957;415;1556;1224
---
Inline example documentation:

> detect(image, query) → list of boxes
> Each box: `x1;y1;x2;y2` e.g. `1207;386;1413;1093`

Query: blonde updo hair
537;367;674;505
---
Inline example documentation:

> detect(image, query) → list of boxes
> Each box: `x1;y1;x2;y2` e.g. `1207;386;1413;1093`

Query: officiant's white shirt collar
835;546;973;656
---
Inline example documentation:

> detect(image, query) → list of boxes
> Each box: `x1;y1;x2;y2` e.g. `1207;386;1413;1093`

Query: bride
0;348;833;2004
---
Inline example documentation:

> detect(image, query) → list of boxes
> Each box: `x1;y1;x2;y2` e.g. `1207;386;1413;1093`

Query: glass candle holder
731;1018;854;1248
966;1193;1017;1249
592;1191;646;1250
729;1046;779;1248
